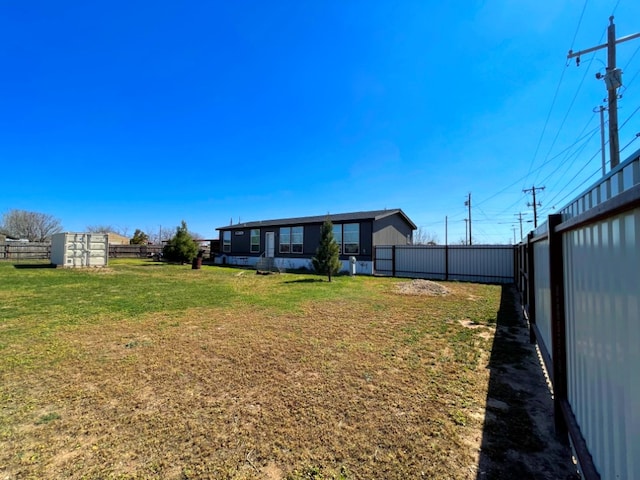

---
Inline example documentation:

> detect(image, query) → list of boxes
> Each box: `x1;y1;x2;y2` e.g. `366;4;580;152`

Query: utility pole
568;17;640;170
594;105;607;175
464;219;468;245
445;216;448;246
524;186;545;228
464;193;472;245
512;226;517;245
515;212;525;240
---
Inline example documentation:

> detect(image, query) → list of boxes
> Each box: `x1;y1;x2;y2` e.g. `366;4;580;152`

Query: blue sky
2;1;639;244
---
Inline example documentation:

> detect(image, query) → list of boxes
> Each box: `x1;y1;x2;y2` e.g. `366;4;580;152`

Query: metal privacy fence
374;244;515;284
516;146;640;480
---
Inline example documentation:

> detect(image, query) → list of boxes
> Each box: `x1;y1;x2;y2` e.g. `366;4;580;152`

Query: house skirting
215;255;373;275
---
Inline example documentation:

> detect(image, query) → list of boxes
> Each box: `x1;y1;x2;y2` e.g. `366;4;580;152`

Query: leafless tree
1;209;63;242
86;225;129;236
413;227;439;245
147;227;173;246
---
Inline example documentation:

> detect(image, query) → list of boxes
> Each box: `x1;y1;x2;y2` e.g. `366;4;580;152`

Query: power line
544;147;602;208
537;121;601;186
570;0;590;50
523;186;545;227
544;127;601;194
620;132;640;152
534;32;607;185
623;44;640;71
544;166;601;212
619;104;640;130
473;123;601;213
522;0;591;189
568;17;640;169
611;0;622;17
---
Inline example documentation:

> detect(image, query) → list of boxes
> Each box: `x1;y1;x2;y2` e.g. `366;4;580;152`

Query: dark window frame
222;231;231;253
250;229;260;253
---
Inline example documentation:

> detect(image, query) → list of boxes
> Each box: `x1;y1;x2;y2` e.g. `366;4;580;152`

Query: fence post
548;213;568;438
444;244;449;281
373;247;377;272
513;245;517;285
391;245;396;277
526;232;536;344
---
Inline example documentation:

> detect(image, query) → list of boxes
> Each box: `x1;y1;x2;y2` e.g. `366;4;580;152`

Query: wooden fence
0;242;50;260
109;245;162;258
0;243;163;260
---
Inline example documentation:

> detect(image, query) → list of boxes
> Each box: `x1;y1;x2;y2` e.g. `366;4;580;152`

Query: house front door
265;232;275;258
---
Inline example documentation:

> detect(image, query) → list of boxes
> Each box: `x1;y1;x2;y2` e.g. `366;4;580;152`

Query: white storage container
51;233;109;268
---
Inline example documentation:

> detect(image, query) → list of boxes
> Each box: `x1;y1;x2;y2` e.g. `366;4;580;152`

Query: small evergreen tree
312;218;342;282
163;220;199;264
130;229;149;245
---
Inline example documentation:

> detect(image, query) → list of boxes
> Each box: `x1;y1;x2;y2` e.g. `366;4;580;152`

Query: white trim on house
214;255;373;275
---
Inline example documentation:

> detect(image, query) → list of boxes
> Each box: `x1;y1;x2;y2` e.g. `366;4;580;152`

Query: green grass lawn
0;259;503;479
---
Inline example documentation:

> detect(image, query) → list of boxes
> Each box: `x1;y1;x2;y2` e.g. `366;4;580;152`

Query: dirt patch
458;319;493;340
395;279;450;296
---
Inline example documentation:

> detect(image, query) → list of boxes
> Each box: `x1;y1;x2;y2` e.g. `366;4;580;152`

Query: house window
333;224;342;253
291;226;303;253
279;226;304;254
343;223;359;254
222;231;231;253
250;229;260;253
279;227;290;253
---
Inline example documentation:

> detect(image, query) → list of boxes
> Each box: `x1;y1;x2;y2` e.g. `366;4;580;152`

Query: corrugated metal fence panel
561;146;640;220
563;207;640;480
374;245;514;283
375;246;393;276
533;239;552;359
448;246;514;283
395;246;446;280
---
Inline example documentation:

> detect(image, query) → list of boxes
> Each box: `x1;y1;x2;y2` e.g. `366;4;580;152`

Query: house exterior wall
230;228;251;252
107;232;130;245
373;215;413;246
220;220;375;261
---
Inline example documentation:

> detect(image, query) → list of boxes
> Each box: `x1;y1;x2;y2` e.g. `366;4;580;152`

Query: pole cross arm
568;31;640;60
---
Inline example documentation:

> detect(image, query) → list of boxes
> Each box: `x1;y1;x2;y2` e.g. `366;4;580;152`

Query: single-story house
215;209;416;274
106;232;130;245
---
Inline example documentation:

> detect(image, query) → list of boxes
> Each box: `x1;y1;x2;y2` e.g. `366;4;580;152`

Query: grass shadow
477;285;577;479
283;278;325;284
13;263;57;269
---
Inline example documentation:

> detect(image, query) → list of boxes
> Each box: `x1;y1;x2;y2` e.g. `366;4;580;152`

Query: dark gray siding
372;214;413;245
231;228;251;253
303;224;321;256
359;221;373;257
220;220;375;261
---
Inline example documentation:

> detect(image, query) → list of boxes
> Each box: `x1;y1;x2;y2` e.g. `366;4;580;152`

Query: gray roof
216;209;417;231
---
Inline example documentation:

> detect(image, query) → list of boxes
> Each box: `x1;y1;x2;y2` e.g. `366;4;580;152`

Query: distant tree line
1;209;205;253
0;209;63;242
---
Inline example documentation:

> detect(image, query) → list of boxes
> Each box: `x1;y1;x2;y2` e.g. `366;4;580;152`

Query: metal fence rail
374;244;515;284
516;146;640;480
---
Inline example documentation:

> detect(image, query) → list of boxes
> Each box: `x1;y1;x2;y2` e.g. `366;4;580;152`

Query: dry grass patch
0;262;503;479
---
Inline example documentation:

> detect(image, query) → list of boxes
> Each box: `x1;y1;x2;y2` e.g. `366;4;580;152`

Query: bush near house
162;220;199;264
